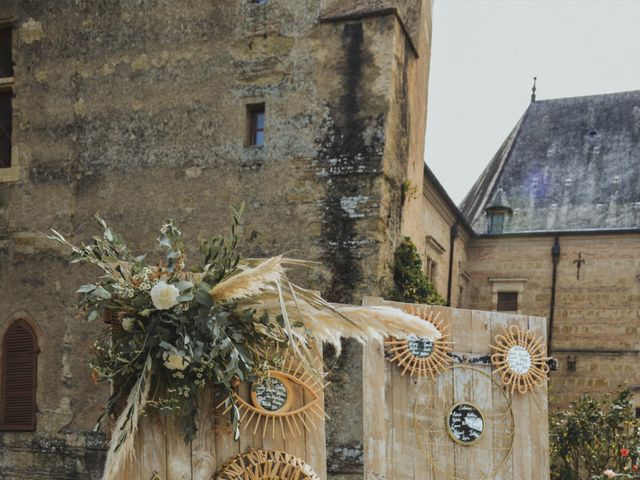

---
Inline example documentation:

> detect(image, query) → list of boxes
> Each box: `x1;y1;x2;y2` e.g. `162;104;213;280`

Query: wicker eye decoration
220;353;326;438
490;324;550;394
215;449;320;480
385;309;453;379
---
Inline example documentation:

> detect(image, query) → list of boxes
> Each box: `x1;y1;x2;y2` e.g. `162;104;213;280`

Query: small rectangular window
497;292;518;312
0;25;12;170
246;103;265;147
425;256;437;285
635;407;640;419
0;26;12;78
0;91;12;168
253;0;268;4
488;212;505;234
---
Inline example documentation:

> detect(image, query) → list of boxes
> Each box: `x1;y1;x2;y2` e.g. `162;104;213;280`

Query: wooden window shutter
1;320;38;430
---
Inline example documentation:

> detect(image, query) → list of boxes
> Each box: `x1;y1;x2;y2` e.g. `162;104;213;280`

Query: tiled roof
461;90;640;233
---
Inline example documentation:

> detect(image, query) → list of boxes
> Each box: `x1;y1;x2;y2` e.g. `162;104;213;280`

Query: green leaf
93;286;112;299
77;284;97;293
177;293;194;302
174;281;193;291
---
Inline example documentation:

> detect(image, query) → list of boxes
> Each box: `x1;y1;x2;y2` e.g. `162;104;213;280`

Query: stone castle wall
0;1;433;478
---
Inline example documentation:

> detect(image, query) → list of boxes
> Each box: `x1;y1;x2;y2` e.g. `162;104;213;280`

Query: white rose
121;317;136;332
150;281;180;310
163;354;189;371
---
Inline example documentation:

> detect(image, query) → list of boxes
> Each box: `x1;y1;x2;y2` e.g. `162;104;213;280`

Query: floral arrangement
50;207;440;479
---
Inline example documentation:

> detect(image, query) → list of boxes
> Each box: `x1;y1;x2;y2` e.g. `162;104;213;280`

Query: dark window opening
588;130;598;137
497;292;518;312
253;0;268;4
635;407;640;419
0;91;12;168
488;212;505;234
426;256;437;284
0;27;12;78
1;320;38;431
246;103;265;147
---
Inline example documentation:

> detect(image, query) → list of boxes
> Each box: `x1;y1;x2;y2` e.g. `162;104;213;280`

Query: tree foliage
550;388;640;479
389;237;446;306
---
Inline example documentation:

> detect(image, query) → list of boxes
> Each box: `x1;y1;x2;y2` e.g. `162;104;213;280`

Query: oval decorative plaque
447;402;484;445
222;352;326;438
386;308;453;379
406;334;434;358
252;376;291;412
506;345;532;375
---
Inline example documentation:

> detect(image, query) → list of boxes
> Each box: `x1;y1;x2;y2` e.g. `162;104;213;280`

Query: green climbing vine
389;237;447;306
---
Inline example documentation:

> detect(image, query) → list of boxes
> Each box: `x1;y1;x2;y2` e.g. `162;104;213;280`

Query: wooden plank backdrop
362;297;550;480
120;374;327;479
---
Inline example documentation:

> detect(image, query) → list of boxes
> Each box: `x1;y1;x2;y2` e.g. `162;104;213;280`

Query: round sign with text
447;402;485;446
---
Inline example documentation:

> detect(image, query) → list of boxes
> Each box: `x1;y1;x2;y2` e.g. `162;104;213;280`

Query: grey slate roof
460;90;640;234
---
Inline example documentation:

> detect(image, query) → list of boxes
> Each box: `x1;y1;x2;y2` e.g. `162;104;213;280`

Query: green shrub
550;388;640;480
389;237;446;306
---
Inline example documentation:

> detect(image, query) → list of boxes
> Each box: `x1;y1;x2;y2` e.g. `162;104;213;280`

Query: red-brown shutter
1;320;38;430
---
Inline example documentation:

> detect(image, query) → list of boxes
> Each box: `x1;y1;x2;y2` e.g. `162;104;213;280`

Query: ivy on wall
389;237;447;306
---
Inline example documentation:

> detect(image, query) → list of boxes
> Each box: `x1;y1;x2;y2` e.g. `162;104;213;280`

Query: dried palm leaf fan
490;324;550;394
215;449;320;479
385;307;453;379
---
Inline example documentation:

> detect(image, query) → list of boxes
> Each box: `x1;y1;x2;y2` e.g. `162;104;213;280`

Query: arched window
1;320;38;430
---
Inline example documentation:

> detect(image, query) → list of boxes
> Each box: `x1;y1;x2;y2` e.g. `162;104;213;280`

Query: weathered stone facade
0;1;433;478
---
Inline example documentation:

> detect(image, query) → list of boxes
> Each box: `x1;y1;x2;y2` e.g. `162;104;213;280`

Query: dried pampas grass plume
209;256;285;302
101;371;151;480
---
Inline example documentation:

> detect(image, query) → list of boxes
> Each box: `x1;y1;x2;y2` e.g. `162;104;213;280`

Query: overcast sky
425;0;640;204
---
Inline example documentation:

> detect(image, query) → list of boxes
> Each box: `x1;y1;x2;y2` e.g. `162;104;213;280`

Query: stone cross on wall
573;252;586;280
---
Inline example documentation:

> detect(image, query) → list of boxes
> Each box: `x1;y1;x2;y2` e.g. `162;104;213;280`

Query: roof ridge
534;88;640;103
459;105;531;225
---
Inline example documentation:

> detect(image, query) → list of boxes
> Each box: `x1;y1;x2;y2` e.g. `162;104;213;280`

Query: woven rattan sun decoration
490;324;551;394
215;449;320;480
219;352;326;438
414;365;515;480
385;308;453;379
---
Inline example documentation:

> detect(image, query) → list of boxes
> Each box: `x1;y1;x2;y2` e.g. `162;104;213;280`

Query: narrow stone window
426;256;437;284
246;103;265;147
1;320;38;431
0;24;12;169
488;212;505;234
496;292;518;312
252;0;268;4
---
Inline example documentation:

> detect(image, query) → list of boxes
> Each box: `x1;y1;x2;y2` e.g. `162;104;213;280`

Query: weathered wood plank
507;313;532;480
166;414;192;480
528;315;550;480
191;389;217;480
451;308;473;480
302;371;327;478
471;310;493;479
363;338;386;478
489;311;515;480
213;392;241;470
139;414;167;479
